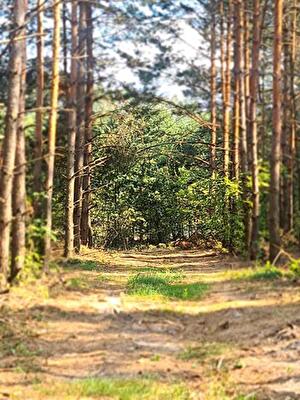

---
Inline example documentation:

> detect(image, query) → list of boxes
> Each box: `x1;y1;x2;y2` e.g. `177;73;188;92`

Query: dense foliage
89;104;244;249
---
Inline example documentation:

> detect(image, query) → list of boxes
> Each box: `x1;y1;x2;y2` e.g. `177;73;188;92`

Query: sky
0;0;208;102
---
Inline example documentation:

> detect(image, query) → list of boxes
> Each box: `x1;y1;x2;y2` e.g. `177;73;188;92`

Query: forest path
1;249;300;399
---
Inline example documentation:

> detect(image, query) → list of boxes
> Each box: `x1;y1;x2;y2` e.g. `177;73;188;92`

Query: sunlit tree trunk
209;1;217;177
62;0;68;77
11;16;27;281
269;0;283;261
244;3;251;147
0;0;26;287
239;2;247;177
44;0;61;270
288;0;297;233
249;0;261;259
281;0;297;233
74;1;87;252
81;2;93;247
220;1;227;173
65;0;78;258
281;6;290;232
224;0;232;178
33;0;44;217
232;1;240;180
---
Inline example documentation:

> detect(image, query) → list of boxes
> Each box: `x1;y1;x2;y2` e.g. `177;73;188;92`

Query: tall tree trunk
62;0;68;77
232;0;241;180
65;0;78;258
281;0;297;233
223;0;232;178
269;0;283;262
281;6;290;232
244;2;251;145
44;0;61;270
81;2;93;247
249;0;261;259
288;0;297;233
33;0;44;217
74;1;87;253
238;1;247;177
0;0;26;287
210;1;217;176
220;1;226;136
11;13;27;281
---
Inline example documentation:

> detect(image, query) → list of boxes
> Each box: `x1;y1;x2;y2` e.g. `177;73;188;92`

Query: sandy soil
1;249;300;399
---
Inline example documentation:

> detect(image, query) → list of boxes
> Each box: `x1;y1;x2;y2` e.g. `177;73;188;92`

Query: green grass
37;378;192;400
66;277;89;290
178;342;229;362
227;265;283;282
127;272;209;300
64;258;101;271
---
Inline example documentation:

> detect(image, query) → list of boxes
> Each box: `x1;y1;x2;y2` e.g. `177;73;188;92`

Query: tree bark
220;1;226;145
232;0;241;180
209;0;217;177
33;0;44;217
65;0;78;258
281;1;297;233
74;1;87;253
288;0;297;233
269;0;283;262
0;0;26;286
244;2;251;147
11;12;27;281
81;1;94;247
223;0;232;178
44;0;61;270
249;0;261;259
281;6;290;232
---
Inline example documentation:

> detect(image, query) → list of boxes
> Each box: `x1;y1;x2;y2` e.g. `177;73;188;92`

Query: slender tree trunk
220;1;226;136
238;2;247;177
81;2;93;247
0;0;26;287
288;0;297;233
44;0;61;270
11;14;27;281
223;0;232;178
281;6;290;232
210;1;217;176
74;1;87;252
244;3;251;146
281;0;297;233
33;0;44;217
65;0;78;258
62;0;68;77
249;0;261;259
269;0;283;262
232;1;241;180
237;1;251;252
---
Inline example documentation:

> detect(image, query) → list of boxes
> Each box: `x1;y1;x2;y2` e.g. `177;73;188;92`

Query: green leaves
91;102;246;250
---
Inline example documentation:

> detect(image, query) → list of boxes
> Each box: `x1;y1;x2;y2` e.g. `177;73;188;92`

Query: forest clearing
2;0;300;398
1;248;300;400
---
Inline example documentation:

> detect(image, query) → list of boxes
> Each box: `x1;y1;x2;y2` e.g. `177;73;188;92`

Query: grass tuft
178;342;229;362
64;258;100;271
37;378;192;400
127;272;209;300
227;264;283;282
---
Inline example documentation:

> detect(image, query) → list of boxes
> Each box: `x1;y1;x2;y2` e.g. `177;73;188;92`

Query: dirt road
1;249;300;399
